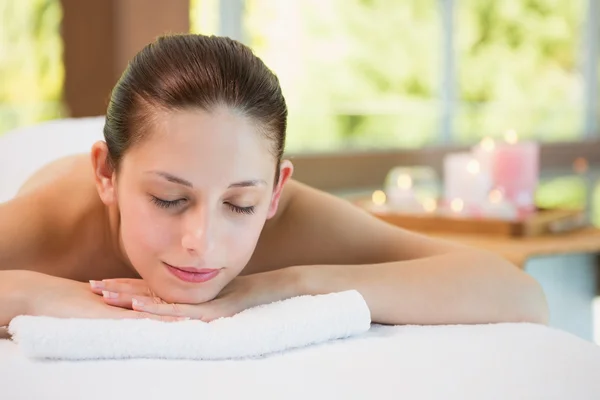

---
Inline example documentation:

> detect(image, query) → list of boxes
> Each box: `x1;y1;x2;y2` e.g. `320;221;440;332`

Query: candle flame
466;160;480;174
450;198;464;213
397;174;413;189
504;129;518;144
489;188;503;204
481;137;495;151
422;198;437;213
372;190;386;206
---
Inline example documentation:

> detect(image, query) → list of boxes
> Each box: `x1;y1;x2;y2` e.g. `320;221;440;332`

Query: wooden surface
432;226;600;268
367;207;586;238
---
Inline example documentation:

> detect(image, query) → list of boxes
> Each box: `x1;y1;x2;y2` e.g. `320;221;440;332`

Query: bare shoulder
15;153;91;198
13;153;100;240
0;154;102;276
246;179;465;274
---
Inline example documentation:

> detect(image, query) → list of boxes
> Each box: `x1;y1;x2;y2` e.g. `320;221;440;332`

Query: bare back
0;154;138;281
0;154;297;281
0;151;455;283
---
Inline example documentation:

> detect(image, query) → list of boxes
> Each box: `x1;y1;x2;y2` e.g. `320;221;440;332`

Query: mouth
163;262;221;283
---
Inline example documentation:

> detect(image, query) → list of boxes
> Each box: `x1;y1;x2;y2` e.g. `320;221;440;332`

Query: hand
21;271;183;322
91;268;304;322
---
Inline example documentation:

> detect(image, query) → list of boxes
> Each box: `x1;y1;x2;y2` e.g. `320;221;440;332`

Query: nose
180;206;215;256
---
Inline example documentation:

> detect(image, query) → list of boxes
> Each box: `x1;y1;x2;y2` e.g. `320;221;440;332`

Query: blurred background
1;0;600;221
0;0;594;147
1;0;600;342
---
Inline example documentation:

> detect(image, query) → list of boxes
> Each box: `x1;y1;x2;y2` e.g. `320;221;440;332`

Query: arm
251;181;549;325
0;195;58;328
0;270;30;328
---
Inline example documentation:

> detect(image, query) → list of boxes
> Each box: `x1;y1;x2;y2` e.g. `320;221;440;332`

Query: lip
164;262;220;283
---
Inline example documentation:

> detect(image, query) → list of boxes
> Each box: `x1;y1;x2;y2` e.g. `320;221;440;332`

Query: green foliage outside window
0;0;64;135
192;0;586;152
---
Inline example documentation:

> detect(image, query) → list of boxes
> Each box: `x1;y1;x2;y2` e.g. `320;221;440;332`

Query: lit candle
504;128;518;144
370;190;388;212
385;173;421;212
440;197;469;218
472;137;496;175
421;197;438;214
492;130;539;211
443;152;491;207
451;198;465;213
480;188;518;220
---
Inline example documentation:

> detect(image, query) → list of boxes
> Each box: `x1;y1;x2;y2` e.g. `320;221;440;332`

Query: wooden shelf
433;227;600;268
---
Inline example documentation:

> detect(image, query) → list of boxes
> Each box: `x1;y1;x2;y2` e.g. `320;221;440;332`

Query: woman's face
104;108;289;304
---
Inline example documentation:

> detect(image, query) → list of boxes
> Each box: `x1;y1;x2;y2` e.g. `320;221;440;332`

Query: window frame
56;0;600;192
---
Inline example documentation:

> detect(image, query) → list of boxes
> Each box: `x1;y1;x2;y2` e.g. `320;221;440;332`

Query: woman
0;34;548;327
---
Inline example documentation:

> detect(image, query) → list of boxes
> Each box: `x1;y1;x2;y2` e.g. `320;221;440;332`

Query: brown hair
103;33;287;181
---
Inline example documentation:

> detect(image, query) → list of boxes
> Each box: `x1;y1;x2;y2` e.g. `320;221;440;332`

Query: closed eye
226;203;255;215
150;196;186;209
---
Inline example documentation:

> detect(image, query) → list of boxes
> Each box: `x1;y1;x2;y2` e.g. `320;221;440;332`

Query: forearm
299;250;549;326
0;270;30;327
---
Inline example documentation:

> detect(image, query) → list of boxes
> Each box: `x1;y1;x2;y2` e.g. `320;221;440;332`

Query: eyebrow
146;171;267;189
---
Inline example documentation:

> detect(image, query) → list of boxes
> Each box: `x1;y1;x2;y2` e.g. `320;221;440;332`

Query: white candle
480;188;518;220
472;137;496;175
440;198;469;218
385;173;421;212
443;152;492;206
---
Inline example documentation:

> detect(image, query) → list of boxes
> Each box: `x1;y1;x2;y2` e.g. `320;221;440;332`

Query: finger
95;302;187;322
102;293;158;309
131;298;206;320
89;279;151;297
132;298;237;322
115;309;189;322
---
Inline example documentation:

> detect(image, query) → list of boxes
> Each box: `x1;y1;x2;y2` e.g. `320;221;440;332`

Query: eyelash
150;196;255;215
150;196;185;209
227;203;255;215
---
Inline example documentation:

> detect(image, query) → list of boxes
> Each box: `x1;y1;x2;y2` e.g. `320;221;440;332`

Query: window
455;0;585;144
245;0;441;152
190;0;600;227
192;0;441;152
0;0;64;135
191;0;594;153
190;0;219;36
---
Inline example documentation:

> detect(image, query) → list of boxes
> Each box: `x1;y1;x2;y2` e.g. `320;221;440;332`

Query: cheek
119;196;175;263
218;217;267;269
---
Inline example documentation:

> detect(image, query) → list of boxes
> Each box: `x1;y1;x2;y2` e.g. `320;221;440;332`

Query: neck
104;203;140;279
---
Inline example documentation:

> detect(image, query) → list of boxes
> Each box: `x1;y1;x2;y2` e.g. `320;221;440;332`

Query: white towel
8;290;371;360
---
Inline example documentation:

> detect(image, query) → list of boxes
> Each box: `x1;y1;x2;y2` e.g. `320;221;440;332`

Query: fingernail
102;291;118;299
89;280;104;289
132;298;144;308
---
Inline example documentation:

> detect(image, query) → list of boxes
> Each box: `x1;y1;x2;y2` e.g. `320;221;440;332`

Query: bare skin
4;153;455;281
0;109;549;333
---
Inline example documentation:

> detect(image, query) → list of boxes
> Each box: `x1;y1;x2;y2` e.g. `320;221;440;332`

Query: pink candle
492;140;539;210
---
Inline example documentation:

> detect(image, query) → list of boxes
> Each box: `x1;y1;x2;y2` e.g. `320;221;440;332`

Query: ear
90;141;118;206
266;159;294;219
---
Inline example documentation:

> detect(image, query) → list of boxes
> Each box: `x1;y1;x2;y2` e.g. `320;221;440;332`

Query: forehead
121;108;276;184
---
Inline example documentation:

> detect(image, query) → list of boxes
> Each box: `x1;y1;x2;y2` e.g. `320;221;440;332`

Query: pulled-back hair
103;33;287;179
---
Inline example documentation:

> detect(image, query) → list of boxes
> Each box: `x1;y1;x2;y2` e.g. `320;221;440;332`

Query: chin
146;269;226;304
151;282;221;304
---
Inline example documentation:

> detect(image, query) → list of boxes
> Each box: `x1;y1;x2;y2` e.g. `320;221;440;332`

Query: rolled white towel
8;290;371;360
